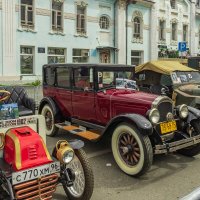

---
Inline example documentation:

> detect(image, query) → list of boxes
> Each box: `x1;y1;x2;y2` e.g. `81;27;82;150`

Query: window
170;0;176;9
20;46;34;74
77;5;86;34
159;20;165;40
99;16;110;29
100;51;110;63
131;51;143;66
48;48;66;64
73;49;89;63
197;0;200;7
44;67;55;86
133;17;141;38
21;0;34;29
56;67;70;88
73;67;93;90
171;22;177;41
52;0;63;32
183;25;188;42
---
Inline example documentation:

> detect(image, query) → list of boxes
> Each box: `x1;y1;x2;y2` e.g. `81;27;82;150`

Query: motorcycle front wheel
62;149;94;200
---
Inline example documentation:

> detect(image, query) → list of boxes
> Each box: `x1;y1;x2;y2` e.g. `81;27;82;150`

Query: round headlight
62;150;74;164
149;108;160;124
179;104;189;119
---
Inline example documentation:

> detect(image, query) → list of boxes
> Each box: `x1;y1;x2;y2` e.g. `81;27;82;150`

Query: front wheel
112;123;153;177
40;104;59;137
62;149;94;200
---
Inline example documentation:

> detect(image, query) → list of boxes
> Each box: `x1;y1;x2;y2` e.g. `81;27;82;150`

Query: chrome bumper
154;135;200;154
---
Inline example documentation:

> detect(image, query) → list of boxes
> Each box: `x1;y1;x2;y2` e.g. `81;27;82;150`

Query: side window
73;67;93;90
160;75;172;86
56;67;70;88
44;67;55;86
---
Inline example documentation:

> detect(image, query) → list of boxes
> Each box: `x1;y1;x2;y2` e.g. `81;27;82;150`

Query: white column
115;0;126;64
150;3;158;60
190;0;196;56
2;0;16;76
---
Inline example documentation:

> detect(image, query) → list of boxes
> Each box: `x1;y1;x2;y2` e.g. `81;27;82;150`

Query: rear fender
38;97;60;116
103;114;153;136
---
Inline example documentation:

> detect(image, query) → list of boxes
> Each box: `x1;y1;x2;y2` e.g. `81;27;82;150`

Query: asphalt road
47;130;200;200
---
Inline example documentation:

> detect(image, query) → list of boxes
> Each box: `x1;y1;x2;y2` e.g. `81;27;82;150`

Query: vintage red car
39;64;200;177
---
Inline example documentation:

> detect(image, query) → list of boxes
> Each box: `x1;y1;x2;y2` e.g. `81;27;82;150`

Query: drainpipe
126;3;128;64
114;0;118;64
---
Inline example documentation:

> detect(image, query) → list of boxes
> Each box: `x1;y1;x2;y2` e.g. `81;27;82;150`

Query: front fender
187;106;200;123
103;114;153;136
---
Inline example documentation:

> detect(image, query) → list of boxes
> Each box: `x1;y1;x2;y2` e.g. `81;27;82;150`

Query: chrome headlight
62;150;74;164
179;104;189;119
149;108;160;124
56;140;74;164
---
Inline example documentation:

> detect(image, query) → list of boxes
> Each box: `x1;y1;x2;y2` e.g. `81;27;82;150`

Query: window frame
133;17;141;39
56;67;71;89
72;49;89;63
183;24;188;42
159;20;165;40
47;47;66;64
20;0;34;29
170;0;176;9
131;51;143;66
171;22;177;41
51;0;64;32
99;16;110;30
76;5;87;35
20;46;34;75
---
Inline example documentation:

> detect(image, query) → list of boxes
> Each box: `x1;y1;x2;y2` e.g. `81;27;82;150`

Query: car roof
135;60;198;75
43;63;134;70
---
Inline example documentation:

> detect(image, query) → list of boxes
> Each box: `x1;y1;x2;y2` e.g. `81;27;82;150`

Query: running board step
55;122;101;141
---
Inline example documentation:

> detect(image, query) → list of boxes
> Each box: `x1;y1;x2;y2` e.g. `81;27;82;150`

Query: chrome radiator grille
157;101;173;122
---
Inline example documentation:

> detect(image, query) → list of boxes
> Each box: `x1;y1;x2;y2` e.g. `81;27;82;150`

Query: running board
55;122;101;141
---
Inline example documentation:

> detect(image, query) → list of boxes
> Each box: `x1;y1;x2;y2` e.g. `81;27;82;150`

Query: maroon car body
39;64;200;177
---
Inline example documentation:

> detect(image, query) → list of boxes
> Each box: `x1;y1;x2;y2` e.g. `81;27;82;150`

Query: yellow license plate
160;121;177;134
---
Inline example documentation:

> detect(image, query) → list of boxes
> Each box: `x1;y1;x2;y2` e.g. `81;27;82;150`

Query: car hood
178;84;200;96
106;89;158;107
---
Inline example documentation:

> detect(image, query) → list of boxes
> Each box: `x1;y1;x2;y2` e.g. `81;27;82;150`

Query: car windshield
97;70;136;90
171;71;200;84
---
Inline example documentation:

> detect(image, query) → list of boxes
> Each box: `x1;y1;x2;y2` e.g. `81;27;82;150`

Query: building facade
0;0;200;81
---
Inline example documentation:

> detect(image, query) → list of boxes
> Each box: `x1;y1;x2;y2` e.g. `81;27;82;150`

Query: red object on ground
4;126;52;171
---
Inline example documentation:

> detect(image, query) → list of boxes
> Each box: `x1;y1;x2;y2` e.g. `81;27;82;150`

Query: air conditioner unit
81;50;89;57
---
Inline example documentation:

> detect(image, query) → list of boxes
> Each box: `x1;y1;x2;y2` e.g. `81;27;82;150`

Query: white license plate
12;161;60;185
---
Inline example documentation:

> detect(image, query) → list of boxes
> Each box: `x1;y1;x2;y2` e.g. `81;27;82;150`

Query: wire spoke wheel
45;110;53;131
67;155;86;197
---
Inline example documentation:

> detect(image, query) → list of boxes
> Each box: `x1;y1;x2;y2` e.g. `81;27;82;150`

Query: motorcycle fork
60;168;75;187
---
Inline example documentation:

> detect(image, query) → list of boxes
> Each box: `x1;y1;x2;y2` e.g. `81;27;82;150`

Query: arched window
99;16;110;29
133;17;141;38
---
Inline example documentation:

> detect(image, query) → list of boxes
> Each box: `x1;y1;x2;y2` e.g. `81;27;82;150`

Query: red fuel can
4;126;52;171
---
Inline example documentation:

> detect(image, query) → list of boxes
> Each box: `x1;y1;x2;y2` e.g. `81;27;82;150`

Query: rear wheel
62;149;94;200
41;104;58;137
178;119;200;157
111;123;153;177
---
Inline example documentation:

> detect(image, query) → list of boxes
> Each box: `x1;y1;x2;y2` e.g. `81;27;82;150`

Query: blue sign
178;42;187;52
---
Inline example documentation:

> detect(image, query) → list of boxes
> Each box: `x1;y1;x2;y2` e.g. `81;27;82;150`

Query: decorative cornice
158;17;166;21
170;18;178;23
75;1;88;7
99;3;111;11
36;8;51;16
118;0;126;9
132;10;143;21
158;40;166;45
132;37;143;44
170;40;177;46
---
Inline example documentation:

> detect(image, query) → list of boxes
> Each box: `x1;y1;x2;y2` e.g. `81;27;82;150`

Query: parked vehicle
135;60;200;109
39;63;200;177
0;90;94;200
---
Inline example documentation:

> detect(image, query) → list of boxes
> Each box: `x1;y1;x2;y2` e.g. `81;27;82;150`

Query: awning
96;46;118;51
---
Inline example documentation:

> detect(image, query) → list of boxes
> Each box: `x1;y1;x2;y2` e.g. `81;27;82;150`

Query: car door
71;67;96;122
